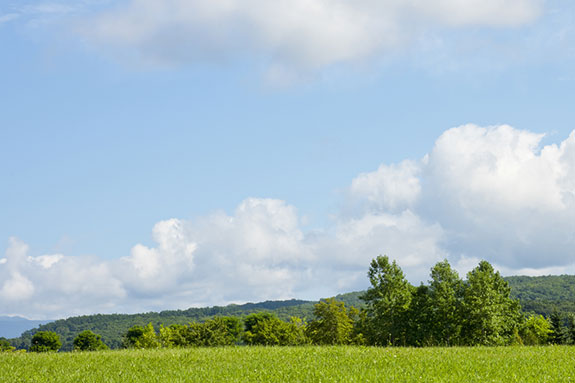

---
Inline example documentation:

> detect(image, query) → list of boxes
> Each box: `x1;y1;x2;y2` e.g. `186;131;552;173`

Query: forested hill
10;299;312;351
10;292;363;351
9;275;575;351
506;275;575;315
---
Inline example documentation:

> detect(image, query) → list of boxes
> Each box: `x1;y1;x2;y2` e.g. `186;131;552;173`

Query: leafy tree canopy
30;331;61;352
360;255;413;346
73;330;109;351
306;298;355;345
462;261;522;346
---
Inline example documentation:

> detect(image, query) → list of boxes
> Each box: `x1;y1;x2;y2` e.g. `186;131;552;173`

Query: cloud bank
2;124;574;319
82;0;542;74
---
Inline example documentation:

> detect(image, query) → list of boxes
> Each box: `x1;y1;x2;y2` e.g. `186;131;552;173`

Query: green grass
2;346;575;382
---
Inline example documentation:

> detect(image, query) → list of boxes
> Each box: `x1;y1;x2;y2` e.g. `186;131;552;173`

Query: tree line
8;256;575;352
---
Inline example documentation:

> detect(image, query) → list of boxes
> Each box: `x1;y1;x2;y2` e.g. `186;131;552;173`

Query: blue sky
1;0;575;319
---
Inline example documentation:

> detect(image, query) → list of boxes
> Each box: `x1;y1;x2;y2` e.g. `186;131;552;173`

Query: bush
0;338;15;352
73;330;109;351
30;331;61;352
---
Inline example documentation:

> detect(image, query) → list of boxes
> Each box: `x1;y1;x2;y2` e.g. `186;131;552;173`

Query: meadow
2;346;575;383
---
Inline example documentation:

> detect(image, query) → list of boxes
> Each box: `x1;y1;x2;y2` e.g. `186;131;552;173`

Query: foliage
549;310;567;345
3;346;575;382
461;261;523;346
567;314;575;345
243;313;307;346
10;260;575;351
123;323;160;349
404;284;433;346
428;260;464;345
159;316;248;347
519;315;551;345
29;331;61;353
505;275;575;317
305;298;355;345
360;255;413;346
12;299;318;351
123;325;144;348
158;324;189;348
73;330;108;352
0;338;15;352
187;316;242;346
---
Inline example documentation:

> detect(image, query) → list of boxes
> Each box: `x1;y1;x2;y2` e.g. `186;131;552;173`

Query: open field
2;346;575;382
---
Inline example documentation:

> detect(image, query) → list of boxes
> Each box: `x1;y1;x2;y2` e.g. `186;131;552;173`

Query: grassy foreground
2;346;575;382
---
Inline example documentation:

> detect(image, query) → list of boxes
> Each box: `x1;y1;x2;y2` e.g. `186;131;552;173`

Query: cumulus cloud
0;197;444;318
422;125;575;269
0;237;125;319
2;124;574;319
120;219;196;292
350;124;575;272
349;160;422;213
81;0;542;73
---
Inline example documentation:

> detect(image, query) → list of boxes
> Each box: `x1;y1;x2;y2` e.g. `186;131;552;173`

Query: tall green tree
428;260;464;345
306;298;354;345
73;330;109;351
549;310;567;345
567;314;575;345
461;261;522;346
405;284;433;346
360;255;413;346
30;331;61;352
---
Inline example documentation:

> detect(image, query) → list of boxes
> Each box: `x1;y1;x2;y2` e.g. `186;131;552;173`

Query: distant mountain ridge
8;275;575;351
0;316;52;339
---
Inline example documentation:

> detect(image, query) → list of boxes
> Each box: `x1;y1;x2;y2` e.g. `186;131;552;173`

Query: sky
1;0;575;319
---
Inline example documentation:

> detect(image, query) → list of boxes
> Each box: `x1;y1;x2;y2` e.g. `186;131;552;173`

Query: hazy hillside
9;275;575;351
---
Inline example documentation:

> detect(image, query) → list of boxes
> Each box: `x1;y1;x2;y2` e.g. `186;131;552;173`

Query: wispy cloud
80;0;543;77
19;3;77;15
1;1;108;28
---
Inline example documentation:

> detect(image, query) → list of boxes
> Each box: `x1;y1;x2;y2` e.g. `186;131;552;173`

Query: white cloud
426;124;566;211
81;0;542;72
422;125;575;269
412;0;542;27
0;272;35;301
0;239;36;301
350;124;575;272
121;219;196;288
29;254;63;269
2;124;575;319
111;197;445;307
349;160;422;213
0;238;125;319
0;197;443;317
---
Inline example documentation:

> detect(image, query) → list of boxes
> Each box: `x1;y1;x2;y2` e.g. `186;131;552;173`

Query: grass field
2;346;575;382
